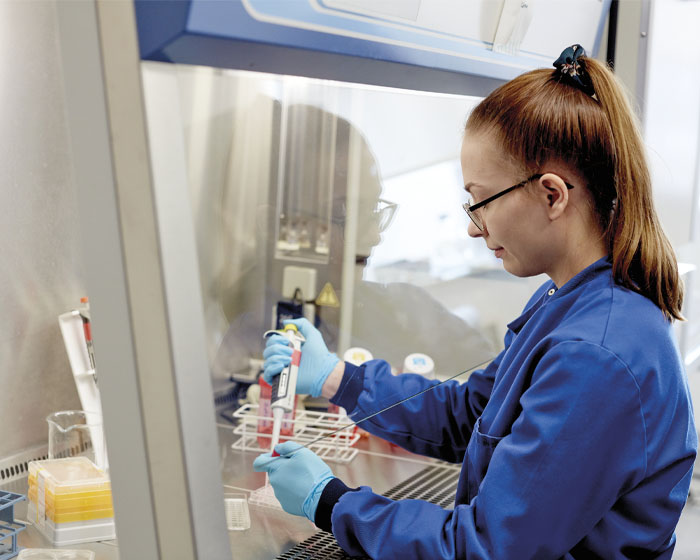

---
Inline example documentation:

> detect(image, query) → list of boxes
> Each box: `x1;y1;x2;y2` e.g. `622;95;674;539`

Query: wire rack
247;483;282;511
231;404;360;464
275;463;462;559
383;462;461;508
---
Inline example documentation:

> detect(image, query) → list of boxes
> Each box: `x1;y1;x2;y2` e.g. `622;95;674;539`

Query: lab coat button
548;288;556;296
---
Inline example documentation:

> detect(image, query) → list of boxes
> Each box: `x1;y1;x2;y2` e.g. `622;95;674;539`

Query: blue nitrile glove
252;441;335;521
262;318;340;397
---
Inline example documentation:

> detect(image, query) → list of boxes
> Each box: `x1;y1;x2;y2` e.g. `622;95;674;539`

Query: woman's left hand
253;441;335;521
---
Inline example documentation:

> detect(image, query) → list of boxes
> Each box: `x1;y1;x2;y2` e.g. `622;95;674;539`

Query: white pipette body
263;324;304;457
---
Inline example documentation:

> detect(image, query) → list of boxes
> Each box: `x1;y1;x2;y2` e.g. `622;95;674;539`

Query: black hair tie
553;44;596;98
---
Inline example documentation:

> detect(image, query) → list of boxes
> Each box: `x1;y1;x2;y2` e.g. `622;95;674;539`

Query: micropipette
263;324;306;457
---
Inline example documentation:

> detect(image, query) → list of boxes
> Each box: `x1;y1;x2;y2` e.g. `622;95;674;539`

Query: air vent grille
276;463;461;560
0;445;49;487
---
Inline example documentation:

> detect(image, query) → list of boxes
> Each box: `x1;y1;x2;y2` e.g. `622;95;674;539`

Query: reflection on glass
176;65;539;385
275;104;336;262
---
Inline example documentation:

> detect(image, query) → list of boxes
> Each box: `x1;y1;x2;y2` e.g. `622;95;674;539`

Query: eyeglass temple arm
530;173;575;190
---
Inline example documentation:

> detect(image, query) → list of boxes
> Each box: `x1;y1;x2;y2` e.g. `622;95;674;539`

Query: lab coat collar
507;256;612;334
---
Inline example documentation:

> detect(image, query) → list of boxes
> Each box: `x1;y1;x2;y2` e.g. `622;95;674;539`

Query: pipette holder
0;491;26;560
57;311;107;471
231;404;360;464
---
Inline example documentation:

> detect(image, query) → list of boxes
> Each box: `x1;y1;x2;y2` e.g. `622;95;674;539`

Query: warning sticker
315;282;340;307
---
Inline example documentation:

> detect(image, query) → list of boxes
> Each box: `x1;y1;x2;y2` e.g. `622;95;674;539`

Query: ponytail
584;58;683;320
466;56;684;320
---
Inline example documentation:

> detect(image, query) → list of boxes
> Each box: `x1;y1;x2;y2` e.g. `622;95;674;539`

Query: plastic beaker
47;411;106;470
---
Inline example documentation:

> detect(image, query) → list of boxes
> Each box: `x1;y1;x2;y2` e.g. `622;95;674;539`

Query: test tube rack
247;483;281;511
231;404;360;464
0;491;26;560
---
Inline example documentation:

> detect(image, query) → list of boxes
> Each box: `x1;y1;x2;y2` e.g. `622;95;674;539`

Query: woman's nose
467;219;484;238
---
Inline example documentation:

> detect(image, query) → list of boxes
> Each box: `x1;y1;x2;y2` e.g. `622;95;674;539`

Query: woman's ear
537;173;569;220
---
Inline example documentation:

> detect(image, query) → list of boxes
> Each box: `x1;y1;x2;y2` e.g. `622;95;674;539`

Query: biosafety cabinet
51;1;700;558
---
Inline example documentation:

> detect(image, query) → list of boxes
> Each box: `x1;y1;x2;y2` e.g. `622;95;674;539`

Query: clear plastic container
46;411;106;470
18;548;95;559
224;493;251;531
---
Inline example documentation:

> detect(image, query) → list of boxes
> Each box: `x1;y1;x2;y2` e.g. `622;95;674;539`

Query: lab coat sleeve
325;342;651;559
331;344;505;462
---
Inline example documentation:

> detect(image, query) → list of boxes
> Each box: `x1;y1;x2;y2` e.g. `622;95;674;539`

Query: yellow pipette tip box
28;457;110;494
27;458;115;545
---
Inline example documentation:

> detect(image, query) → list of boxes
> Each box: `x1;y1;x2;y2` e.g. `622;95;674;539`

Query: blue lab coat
316;257;697;559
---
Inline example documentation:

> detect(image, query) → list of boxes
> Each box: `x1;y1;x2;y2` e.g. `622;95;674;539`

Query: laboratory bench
217;420;460;559
1;418;459;560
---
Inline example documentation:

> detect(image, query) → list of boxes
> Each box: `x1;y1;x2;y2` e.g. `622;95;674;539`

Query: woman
254;45;697;559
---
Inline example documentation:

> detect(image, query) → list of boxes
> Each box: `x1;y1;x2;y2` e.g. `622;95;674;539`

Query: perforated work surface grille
276;463;461;560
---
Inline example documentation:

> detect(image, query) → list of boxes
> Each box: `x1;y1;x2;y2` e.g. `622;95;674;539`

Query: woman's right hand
262;318;340;397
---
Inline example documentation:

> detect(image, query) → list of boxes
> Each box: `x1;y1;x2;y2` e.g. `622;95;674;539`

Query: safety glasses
374;198;397;233
463;174;574;231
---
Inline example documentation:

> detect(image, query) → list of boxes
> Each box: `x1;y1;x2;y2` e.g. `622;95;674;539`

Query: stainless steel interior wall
0;0;83;457
176;67;278;382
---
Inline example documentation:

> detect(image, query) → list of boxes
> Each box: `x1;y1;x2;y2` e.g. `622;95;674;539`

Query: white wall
0;0;84;458
643;0;700;249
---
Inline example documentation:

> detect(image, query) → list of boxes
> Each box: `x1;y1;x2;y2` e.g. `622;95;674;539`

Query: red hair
466;58;683;320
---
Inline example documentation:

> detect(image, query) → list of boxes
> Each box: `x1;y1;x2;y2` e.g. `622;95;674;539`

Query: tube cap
343;347;373;366
402;353;435;379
